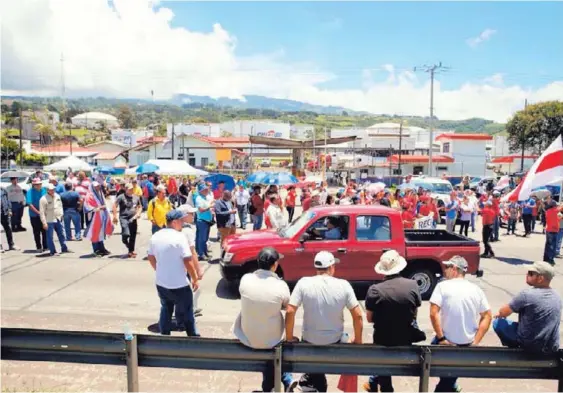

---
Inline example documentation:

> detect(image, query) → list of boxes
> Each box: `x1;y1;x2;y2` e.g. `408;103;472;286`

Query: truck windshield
415;182;453;194
280;211;316;238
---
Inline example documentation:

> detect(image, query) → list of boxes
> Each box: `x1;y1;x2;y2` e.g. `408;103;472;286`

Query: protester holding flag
544;200;560;265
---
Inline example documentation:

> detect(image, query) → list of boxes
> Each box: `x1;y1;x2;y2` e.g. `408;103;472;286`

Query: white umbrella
44;155;92;172
145;159;208;176
530;188;551;199
125;166;139;175
367;182;386;194
0;170;30;178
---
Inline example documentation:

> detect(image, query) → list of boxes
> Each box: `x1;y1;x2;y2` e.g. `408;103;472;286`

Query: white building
111;129;154;147
71;112;119;129
290;124;314;140
435;133;493;176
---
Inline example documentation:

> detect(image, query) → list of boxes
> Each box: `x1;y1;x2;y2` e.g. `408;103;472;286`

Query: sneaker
287;380;300;392
8;245;20;251
480;253;490;258
362;382;376;392
49;252;60;257
61;249;72;253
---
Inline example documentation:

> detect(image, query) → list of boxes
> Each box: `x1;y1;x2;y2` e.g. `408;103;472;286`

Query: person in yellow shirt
131;179;143;197
147;185;172;234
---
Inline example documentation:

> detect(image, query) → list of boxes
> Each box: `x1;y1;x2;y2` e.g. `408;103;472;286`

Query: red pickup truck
220;205;483;299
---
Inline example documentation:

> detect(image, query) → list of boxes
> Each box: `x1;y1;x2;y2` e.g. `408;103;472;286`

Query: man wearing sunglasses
493;261;561;353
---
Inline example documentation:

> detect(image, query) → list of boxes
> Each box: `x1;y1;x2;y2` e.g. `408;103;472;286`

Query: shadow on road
216;278;240;300
22;249;40;254
496;256;533;266
79;253;98;259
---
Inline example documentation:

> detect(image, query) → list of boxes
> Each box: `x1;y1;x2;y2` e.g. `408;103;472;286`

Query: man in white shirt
148;209;200;336
430;255;492;392
233;247;295;392
179;204;203;318
234;185;251;229
286;251;363;392
40;184;69;256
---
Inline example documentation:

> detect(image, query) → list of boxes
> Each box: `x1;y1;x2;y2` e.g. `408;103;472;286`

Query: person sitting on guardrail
493;261;561;353
363;250;424;393
285;251;363;392
232;247;295;392
429;255;492;393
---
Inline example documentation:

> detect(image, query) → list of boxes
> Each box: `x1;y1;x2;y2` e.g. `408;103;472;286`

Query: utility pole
171;123;175;159
520;99;528;172
398;120;403;176
414;62;449;176
18;107;23;167
323;127;327;182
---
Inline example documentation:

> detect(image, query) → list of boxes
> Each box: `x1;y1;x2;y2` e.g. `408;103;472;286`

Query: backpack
151;197;172;211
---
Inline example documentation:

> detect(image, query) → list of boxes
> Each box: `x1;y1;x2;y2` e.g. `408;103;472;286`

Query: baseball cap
198;183;208;192
125;184;134;190
528;261;555;280
166;209;188;222
156;184;166;192
257;247;284;269
46;183;56;191
32;177;42;185
443;255;468;272
314;251;339;269
177;204;198;214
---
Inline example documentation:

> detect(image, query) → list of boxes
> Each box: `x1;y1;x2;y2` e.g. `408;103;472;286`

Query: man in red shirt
250;186;264;231
402;204;416;229
285;186;296;222
480;200;496;258
213;181;225;200
543;200;560;265
490;192;501;242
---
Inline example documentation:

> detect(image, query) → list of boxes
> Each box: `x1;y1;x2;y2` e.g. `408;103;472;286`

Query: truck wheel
404;268;438;300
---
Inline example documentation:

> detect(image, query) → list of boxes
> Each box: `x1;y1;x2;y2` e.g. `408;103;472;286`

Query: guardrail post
418;346;431;393
274;345;283;393
125;335;139;392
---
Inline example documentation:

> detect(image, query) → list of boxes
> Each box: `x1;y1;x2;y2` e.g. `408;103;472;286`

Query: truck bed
404;229;479;247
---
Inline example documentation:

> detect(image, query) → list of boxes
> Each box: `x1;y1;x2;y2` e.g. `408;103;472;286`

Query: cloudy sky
2;0;562;122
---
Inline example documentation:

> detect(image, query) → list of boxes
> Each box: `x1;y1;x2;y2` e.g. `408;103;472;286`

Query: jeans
493;318;519;348
64;209;82;241
46;220;68;254
10;202;24;229
30;215;47;250
156;285;199;336
482;224;494;256
92;241;105;254
287;206;295;223
432;336;467;392
253;214;263;231
1;213;14;248
262;367;293;392
141;197;148;211
532;215;537;232
492;216;500;241
543;232;558;264
151;223;163;234
458;220;469;237
121;218;138;253
522;214;533;235
507;218;516;234
470;212;476;232
556;228;563;256
237;205;247;228
445;216;456;232
195;220;211;258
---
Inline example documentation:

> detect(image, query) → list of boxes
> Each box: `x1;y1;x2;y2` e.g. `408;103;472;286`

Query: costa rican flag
507;135;563;202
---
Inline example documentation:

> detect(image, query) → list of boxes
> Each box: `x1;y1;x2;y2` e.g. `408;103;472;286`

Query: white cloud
2;0;562;123
466;28;497;48
483;73;505;86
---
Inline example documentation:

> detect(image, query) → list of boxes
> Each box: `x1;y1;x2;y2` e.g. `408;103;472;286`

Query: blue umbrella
261;172;298;185
96;166;116;174
204;173;236;191
246;171;271;184
136;163;159;174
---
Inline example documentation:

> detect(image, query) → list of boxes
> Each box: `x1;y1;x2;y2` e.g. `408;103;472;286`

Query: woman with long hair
84;181;114;256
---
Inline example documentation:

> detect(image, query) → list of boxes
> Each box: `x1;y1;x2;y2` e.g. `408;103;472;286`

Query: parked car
0;171;49;196
220;205;483;299
409;176;454;221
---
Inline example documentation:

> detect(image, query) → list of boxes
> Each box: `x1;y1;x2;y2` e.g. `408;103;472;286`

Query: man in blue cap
147;208;199;336
195;183;214;261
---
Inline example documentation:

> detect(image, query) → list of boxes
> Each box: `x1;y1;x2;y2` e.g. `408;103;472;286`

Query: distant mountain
171;94;361;115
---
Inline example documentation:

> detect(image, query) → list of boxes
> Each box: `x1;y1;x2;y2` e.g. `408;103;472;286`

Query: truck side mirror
299;233;310;243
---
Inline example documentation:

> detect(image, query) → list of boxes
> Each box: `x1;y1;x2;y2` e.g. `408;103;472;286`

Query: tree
1;136;22;162
220;130;234;137
18;152;49;166
117;105;137;128
506;101;563;154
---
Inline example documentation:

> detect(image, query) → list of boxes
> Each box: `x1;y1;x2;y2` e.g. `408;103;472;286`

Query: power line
414;62;450;177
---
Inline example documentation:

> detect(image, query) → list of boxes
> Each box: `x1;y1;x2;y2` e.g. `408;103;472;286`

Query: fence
2;328;562;392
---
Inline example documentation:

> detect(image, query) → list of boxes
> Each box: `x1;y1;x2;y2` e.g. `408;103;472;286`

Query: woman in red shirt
480;201;495;258
285;186;296;222
402;205;416;229
543;200;560;264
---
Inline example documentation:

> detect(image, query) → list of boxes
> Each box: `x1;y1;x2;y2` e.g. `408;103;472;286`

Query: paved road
1;209;562;392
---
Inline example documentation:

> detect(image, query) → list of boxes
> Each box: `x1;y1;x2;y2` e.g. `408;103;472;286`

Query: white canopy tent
44;156;93;172
145;160;208;176
125;166;138;175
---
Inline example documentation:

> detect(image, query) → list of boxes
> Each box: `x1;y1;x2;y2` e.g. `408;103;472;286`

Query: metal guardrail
2;328;562;392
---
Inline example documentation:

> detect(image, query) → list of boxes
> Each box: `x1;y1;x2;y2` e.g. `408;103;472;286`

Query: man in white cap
112;183;142;258
363;250;422;392
493;261;561;353
285;251;363;392
27;177;48;251
39;183;69;256
429;255;491;392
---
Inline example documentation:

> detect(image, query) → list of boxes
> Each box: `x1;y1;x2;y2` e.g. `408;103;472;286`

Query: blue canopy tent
204;173;236;191
95;166;117;175
246;171;271;184
136;163;159;174
260;172;298;186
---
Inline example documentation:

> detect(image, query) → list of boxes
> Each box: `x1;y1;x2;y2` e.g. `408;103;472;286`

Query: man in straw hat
363;250;422;392
429;256;492;392
493;261;561;353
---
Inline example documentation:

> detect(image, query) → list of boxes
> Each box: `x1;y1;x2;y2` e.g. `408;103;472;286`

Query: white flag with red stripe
508;135;563;202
